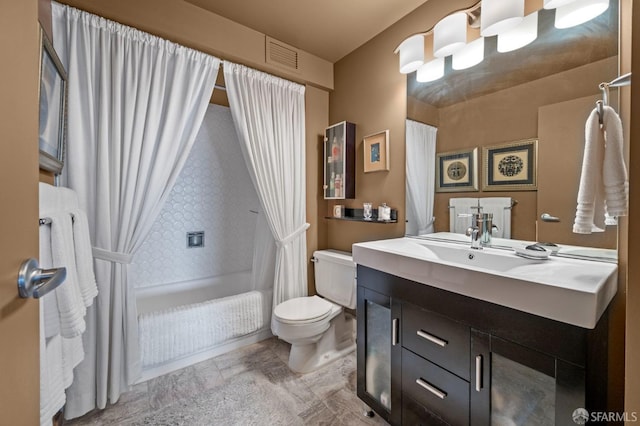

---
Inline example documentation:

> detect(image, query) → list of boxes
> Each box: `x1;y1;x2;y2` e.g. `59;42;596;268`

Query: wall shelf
325;207;398;224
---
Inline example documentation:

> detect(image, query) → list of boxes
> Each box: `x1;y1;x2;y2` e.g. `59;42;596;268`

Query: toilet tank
313;249;356;309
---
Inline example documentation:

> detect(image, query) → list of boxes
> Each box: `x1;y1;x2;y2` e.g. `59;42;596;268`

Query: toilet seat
274;296;333;325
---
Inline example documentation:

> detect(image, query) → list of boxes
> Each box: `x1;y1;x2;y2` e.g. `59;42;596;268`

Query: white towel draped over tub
573;105;628;234
39;183;98;426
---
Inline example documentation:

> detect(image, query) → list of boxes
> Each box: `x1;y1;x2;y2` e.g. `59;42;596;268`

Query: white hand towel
40;222;61;339
449;198;479;234
50;211;86;338
71;209;98;307
602;105;628;216
573;108;607;234
479;197;512;238
40;301;66;426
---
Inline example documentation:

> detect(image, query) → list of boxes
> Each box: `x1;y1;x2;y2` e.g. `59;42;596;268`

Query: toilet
272;249;357;374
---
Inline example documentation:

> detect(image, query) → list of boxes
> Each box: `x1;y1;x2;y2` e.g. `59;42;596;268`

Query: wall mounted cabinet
323;121;355;199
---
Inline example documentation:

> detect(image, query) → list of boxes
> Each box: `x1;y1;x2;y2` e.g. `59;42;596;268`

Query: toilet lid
274;296;333;324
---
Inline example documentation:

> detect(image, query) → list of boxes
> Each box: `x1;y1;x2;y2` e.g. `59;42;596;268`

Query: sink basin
352;237;618;329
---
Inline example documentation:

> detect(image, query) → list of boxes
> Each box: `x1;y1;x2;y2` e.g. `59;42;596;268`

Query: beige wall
59;0;333;90
328;0;479;252
331;0;633;412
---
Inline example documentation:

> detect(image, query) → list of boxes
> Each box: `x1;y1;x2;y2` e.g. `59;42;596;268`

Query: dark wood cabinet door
471;330;585;426
356;286;402;425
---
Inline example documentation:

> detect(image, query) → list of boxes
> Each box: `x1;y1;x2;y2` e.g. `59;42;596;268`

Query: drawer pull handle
416;378;447;400
475;355;483;392
417;330;448;347
392;318;399;346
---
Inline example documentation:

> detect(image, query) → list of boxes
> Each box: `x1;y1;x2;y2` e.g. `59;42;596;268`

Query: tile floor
67;337;389;425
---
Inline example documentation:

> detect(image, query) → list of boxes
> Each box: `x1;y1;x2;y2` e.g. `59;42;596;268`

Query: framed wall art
435;148;478;192
483;139;538;191
38;26;68;175
363;130;389;173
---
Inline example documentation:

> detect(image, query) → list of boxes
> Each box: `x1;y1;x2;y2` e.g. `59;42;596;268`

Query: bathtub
135;270;273;382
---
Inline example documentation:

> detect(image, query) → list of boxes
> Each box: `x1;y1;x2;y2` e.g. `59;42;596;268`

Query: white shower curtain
52;3;220;417
406;119;437;235
223;61;308;320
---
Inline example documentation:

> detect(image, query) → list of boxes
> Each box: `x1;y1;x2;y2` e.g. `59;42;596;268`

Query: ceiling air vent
266;36;300;73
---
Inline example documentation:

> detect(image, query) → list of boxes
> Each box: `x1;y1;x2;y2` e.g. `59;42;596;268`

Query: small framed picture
363;130;389;173
483;139;538;191
333;205;344;218
436;148;478;192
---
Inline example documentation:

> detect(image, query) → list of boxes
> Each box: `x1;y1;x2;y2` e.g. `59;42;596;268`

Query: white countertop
352;237;618;329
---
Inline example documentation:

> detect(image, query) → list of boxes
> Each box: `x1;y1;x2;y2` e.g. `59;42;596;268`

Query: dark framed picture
482;139;538;191
363;130;389;173
436;148;478;192
38;26;68;175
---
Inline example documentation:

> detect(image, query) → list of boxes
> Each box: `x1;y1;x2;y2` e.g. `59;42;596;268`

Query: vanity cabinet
356;265;609;426
323;121;355;199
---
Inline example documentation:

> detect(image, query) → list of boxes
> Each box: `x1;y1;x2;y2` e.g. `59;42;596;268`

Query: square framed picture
436;148;478;192
363;130;389;173
483;139;538;191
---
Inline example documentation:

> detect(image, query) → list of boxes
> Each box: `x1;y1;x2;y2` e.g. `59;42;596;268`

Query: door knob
17;258;66;299
540;213;561;222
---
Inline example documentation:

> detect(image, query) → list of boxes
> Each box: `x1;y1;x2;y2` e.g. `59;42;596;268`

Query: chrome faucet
466;225;482;249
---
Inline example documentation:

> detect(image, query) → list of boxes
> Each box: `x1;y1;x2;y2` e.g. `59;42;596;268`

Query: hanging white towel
49;211;86;338
573;106;628;234
449;198;479;234
479;197;512;239
602;106;628;216
39;303;66;426
71;209;98;306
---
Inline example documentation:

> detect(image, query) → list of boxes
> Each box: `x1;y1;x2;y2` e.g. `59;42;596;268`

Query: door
470;331;585;426
0;1;41;423
537;94;617;248
356;286;402;425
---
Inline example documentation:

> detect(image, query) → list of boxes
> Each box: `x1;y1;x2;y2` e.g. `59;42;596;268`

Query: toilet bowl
272;250;356;373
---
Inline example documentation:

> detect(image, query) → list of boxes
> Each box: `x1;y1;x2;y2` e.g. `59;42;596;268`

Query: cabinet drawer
402;349;469;426
402;303;470;380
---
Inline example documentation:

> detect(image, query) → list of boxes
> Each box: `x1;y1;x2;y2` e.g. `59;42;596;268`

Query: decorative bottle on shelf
334;174;342;198
331;136;341;163
329;172;335;197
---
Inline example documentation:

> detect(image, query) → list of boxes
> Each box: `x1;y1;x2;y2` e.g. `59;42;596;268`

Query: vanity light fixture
554;0;609;29
452;37;485;70
497;11;538;52
416;58;445;82
481;0;525;37
433;12;468;58
396;34;424;74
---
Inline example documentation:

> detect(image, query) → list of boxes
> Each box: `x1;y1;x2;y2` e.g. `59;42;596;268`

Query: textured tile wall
130;104;260;288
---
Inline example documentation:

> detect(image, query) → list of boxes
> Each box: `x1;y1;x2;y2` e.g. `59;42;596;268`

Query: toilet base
286;312;356;374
